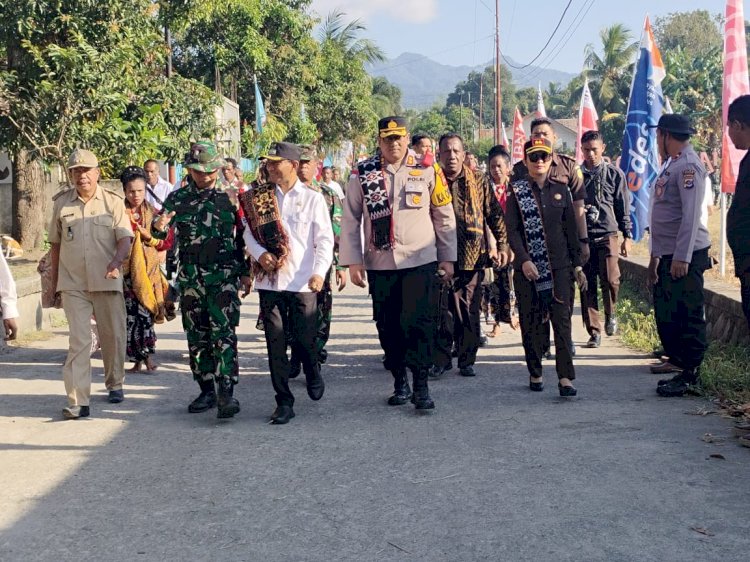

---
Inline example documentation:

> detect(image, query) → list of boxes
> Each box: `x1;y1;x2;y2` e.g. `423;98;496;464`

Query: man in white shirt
241;142;334;425
321;166;345;200
0;251;19;341
143;159;175;211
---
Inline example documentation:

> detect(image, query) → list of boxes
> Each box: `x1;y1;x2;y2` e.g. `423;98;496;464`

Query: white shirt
145;176;175;211
243;180;334;292
699;175;713;229
326;180;345;200
0;251;19;320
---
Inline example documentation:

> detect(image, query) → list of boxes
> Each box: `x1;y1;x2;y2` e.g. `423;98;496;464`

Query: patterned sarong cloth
510;179;554;310
239;183;289;281
454;166;485;270
357;154;393;250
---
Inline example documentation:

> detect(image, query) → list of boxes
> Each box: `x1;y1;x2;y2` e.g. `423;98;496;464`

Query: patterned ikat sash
357;154;393;250
510;179;554;307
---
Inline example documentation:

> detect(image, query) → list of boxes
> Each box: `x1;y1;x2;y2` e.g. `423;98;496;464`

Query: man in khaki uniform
340;116;457;411
49;149;133;419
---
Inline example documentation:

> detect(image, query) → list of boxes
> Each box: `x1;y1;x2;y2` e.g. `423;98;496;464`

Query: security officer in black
579;130;632;347
647;114;712;397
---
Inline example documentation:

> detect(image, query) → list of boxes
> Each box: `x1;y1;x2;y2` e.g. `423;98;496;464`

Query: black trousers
653;248;710;373
735;255;750;333
368;262;437;374
434;269;484;369
259;290;318;406
516;268;576;380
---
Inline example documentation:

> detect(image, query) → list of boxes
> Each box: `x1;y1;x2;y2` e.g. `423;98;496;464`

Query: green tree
0;0;217;249
371;76;403;118
410;107;449;141
446;65;517;128
654;10;723;58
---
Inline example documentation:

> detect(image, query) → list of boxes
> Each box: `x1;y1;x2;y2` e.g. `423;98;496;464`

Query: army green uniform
308;178;344;359
153;160;249;388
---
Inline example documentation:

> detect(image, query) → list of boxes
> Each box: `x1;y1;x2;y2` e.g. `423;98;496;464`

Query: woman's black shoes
529;379;544;392
558;383;577;397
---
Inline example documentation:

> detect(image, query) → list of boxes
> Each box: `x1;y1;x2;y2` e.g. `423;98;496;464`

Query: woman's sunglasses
528;152;552;163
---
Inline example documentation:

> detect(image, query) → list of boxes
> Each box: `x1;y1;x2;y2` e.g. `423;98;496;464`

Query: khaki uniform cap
68;149;99;169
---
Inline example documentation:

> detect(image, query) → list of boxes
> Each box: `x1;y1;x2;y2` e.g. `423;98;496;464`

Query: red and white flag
511;107;526;164
536;83;547;118
501;121;510;148
575;77;599;162
722;0;750;194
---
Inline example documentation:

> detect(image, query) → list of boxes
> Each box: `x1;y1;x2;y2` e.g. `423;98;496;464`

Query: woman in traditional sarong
120;166;172;372
484;145;519;338
505;139;587;397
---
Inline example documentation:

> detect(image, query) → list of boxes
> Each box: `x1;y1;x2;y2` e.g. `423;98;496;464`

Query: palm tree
584;24;638;116
318;9;386;65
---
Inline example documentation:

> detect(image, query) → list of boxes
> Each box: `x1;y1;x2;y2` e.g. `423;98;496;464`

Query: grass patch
618;282;750;403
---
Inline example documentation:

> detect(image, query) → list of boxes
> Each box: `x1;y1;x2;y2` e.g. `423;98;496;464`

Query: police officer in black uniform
647;114;712;398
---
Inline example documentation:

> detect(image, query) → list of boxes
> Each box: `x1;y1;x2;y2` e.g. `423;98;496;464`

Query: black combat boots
387;369;412;406
188;379;217;413
216;378;241;419
411;369;435;410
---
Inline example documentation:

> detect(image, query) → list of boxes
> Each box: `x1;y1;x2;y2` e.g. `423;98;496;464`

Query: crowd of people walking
4;100;747;426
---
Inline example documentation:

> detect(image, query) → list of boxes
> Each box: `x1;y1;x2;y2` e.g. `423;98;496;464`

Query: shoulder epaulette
103;184;126;199
52;187;73;201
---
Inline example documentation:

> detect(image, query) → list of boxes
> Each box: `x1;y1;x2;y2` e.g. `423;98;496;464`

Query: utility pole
479;70;484;141
494;0;502;145
165;23;176;185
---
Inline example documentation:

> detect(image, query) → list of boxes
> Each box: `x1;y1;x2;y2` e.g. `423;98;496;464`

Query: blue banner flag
254;75;267;133
619;17;665;241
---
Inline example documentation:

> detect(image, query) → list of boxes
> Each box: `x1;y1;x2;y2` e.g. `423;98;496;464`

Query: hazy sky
310;0;747;78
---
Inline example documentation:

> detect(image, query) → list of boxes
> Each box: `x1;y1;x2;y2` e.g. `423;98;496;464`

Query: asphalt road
1;285;749;561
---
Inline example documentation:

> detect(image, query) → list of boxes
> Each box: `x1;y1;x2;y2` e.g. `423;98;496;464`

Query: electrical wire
501;0;574;70
513;0;596;84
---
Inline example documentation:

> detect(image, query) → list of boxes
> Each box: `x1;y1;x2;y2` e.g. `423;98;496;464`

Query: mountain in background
368;53;576;109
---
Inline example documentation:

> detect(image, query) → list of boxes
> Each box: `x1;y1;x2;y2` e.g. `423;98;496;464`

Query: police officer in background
579;130;632;348
340;116;457;411
647;114;712;398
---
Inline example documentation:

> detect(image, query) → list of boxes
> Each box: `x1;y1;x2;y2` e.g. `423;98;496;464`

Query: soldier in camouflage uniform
153;141;252;419
289;146;347;375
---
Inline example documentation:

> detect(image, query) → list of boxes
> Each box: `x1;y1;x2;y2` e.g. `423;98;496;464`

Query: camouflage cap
185;141;225;173
299;144;318;162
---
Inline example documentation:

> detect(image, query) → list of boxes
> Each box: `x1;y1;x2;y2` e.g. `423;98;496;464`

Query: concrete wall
620;256;750;346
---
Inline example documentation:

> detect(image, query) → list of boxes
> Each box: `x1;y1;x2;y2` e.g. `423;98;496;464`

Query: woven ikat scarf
510;179;554;308
357;154;393;250
239;183;289;281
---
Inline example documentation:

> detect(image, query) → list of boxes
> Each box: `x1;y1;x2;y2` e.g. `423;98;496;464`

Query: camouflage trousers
315;278;334;357
179;268;241;385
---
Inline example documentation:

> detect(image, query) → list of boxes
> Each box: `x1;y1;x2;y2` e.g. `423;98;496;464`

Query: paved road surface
1;285;749;561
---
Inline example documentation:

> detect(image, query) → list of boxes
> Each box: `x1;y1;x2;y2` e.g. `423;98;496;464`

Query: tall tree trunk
12;149;46;250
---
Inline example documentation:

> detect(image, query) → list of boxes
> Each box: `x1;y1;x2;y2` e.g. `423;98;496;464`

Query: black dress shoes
558;383;577;397
529;379;544;392
271;405;295;424
586;334;601;348
459;366;476;377
107;389;124;403
656;372;700;397
62;405;90;419
429;363;452;378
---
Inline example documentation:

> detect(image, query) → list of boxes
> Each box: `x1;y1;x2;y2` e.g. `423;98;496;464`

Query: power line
515;0;596;84
501;0;574;70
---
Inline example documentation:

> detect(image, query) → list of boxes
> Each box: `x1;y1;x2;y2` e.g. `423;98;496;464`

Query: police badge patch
682;168;696;189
